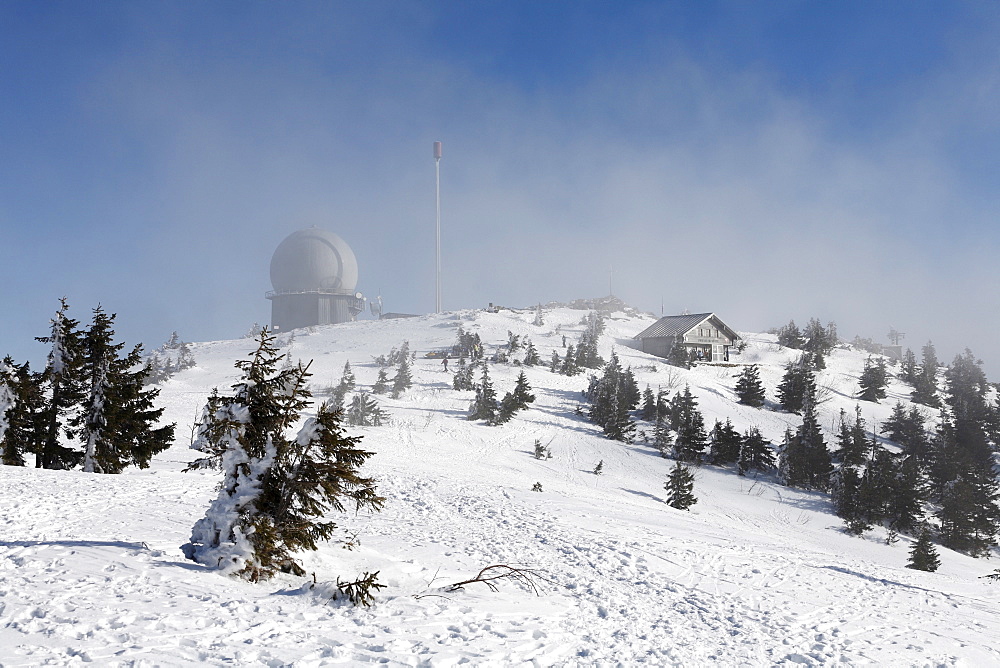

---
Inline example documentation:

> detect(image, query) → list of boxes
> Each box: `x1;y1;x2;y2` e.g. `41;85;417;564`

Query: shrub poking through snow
183;330;383;584
533;439;551;460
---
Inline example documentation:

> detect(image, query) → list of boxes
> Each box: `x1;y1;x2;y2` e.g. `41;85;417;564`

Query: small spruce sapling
907;527;940;572
734;364;766;407
533;439;551;460
372;368;390;395
665;461;697;510
391;355;412;399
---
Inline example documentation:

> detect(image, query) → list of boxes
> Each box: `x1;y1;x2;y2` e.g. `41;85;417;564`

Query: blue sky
2;1;1000;375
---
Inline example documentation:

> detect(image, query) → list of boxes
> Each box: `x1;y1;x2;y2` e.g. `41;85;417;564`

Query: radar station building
266;227;365;332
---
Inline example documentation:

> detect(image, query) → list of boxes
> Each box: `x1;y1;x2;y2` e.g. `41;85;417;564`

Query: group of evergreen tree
932;350;1000;556
706;419;776;476
145;331;196;385
827;348;1000;563
777;318;837;356
372;341;413;399
0;299;174;472
184;330;383;584
584;351;640;442
451;325;483;362
494;330;541;367
324;361;389;427
550;344;583;376
575;312;605;369
467;364;535;426
777;376;832;490
831;407;923;536
548;312;606;376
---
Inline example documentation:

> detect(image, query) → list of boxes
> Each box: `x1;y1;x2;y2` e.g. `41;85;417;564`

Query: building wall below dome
270;293;354;332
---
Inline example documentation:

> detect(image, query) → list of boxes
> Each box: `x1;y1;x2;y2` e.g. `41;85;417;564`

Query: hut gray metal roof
634;313;739;341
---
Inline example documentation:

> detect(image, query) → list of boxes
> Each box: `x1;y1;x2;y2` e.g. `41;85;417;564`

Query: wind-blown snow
2;307;999;666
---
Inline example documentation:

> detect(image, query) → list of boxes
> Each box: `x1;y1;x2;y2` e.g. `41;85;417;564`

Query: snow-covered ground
3;306;1000;666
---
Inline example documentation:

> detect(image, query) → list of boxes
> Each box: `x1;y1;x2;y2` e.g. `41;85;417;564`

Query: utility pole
434;141;442;313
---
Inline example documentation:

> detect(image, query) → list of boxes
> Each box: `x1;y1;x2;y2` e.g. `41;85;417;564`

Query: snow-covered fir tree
468;363;499;424
734;364;766;407
857;356;889;402
882;402;929;463
776;320;804;349
452;356;476;391
910;341;941;407
453;327;483;361
339;361;356;392
900;348;918;385
495;371;535;425
648;387;672;456
522;338;540;366
635;385;655;422
72;307;174;473
347;392;389;427
575;312;605;369
177;343;196;370
670;385;708;463
0;359;45;467
0;358;16;465
36;298;86;469
372;367;390;395
560;344;581;376
777;354;816;414
906;527;940;572
779;377;832;491
664;461;697;510
506;331;521;356
391;355;412;399
585;351;638;442
183;330;383;582
833;407;869;467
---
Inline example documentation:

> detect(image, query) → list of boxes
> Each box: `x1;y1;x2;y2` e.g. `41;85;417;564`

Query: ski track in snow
2;307;1000;666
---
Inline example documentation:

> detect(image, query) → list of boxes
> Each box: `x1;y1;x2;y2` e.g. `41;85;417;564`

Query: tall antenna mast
434;141;443;313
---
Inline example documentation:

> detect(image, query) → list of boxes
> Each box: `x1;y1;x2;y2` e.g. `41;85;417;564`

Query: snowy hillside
3;306;1000;666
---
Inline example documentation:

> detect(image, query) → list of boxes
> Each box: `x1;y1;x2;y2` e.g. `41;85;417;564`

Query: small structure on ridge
635;313;739;362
